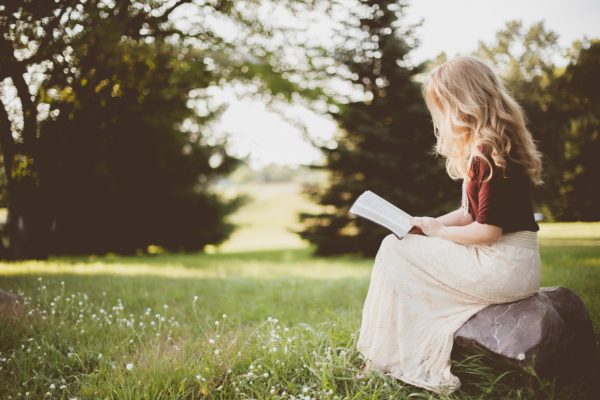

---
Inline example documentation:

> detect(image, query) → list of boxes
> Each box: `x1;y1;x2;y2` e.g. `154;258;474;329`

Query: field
0;183;599;399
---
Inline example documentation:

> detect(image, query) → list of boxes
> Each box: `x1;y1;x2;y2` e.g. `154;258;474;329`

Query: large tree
297;0;457;256
36;36;247;255
552;40;600;221
0;0;329;258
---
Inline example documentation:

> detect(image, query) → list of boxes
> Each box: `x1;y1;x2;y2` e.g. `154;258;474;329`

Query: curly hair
422;55;543;185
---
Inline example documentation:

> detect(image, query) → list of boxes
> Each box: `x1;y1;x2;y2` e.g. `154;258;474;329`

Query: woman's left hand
409;216;445;237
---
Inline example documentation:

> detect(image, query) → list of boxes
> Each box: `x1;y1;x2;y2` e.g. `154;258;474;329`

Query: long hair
422;55;543;185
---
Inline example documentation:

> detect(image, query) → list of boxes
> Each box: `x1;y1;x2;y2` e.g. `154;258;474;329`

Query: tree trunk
5;182;51;260
0;95;16;260
0;57;50;260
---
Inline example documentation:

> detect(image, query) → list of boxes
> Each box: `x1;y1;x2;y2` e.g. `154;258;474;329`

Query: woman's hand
409;216;446;237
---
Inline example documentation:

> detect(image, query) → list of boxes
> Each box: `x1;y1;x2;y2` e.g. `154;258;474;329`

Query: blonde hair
422;55;543;185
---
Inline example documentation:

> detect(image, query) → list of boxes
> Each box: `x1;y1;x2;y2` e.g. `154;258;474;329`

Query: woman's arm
437;222;502;245
409;216;502;245
435;207;474;227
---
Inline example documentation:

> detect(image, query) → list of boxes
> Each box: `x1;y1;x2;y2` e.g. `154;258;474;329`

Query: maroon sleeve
474;157;510;229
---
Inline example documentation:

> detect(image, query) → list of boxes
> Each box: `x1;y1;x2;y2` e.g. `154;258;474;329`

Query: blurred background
0;0;598;260
1;2;600;397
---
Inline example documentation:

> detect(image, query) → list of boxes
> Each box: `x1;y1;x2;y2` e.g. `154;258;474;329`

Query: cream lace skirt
356;230;541;394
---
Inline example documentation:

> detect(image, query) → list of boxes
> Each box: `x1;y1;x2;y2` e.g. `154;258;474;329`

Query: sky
210;0;600;170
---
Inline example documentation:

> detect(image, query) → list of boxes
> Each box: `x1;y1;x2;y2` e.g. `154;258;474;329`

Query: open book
348;190;414;239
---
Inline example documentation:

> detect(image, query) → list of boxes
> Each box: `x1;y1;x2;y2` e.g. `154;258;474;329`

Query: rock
0;289;24;318
452;286;599;380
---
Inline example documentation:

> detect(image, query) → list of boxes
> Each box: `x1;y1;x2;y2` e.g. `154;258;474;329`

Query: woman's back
466;147;539;233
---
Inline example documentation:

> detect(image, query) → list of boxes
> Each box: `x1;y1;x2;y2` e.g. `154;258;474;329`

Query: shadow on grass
451;338;600;400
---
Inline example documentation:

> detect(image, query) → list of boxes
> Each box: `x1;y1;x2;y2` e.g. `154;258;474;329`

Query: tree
0;0;330;258
553;40;600;221
36;35;248;254
296;0;457;256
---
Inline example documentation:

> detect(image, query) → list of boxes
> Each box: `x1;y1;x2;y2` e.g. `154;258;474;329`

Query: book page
349;191;413;239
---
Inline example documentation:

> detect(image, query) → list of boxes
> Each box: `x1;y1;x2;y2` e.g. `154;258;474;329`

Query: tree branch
155;0;194;22
10;71;37;155
26;0;78;62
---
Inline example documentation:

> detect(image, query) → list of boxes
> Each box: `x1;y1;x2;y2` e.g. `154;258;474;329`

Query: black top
466;151;539;233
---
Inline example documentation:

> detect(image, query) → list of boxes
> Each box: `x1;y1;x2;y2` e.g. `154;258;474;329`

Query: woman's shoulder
469;144;493;180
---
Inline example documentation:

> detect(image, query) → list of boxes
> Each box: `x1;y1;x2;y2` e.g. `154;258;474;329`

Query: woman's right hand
410;216;446;237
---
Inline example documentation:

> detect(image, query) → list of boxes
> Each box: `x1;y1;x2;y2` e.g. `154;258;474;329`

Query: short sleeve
474;157;510;228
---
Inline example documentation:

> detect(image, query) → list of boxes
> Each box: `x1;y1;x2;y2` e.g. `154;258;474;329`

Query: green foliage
552;40;600;221
297;0;457;256
0;0;330;258
36;34;246;254
0;223;599;398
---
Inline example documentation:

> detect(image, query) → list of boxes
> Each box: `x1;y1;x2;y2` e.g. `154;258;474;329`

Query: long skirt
356;230;541;394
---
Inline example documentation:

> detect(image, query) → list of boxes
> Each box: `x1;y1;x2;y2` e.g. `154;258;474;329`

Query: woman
355;55;544;394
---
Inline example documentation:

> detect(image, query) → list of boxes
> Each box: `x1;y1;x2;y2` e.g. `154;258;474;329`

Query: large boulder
0;289;23;319
452;286;599;381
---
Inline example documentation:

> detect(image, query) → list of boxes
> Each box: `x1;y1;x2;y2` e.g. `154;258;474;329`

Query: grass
1;234;599;399
0;183;599;399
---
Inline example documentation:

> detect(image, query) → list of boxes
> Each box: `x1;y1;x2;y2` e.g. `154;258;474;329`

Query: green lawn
216;182;323;253
0;184;599;399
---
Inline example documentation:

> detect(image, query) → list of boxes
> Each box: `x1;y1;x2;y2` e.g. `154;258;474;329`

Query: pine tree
297;0;457;256
554;40;600;221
